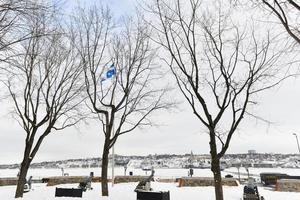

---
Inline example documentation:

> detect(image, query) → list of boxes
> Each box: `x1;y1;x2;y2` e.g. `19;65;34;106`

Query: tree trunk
101;142;110;196
15;155;31;198
209;130;224;200
211;157;223;200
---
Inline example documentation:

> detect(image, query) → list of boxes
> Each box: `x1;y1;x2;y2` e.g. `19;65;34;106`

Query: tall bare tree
148;0;289;199
231;0;300;45
0;0;47;64
70;5;171;196
3;8;84;198
260;0;300;45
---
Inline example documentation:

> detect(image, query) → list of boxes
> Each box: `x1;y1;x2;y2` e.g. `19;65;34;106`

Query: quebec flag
101;63;116;82
106;63;116;78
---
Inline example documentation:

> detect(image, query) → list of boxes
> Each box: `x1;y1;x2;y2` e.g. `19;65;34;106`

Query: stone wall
113;176;149;184
0;176;238;187
178;177;239;187
46;176;102;186
156;178;177;183
113;176;177;184
0;178;18;186
276;179;300;192
47;175;178;185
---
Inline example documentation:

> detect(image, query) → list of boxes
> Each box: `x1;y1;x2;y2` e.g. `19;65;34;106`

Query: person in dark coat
27;176;33;190
189;168;194;177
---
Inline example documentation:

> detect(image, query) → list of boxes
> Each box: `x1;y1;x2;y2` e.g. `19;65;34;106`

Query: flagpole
112;123;115;187
102;63;116;187
111;64;116;187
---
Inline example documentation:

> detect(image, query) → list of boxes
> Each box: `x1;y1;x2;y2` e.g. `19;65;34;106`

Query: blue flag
106;64;116;78
101;63;116;82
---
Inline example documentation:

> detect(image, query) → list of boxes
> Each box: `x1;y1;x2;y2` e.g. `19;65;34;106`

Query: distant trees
70;5;171;196
148;0;288;199
3;7;84;198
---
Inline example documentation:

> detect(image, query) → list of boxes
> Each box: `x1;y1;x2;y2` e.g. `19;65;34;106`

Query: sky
0;0;300;165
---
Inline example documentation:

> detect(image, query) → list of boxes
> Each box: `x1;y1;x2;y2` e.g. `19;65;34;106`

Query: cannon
134;169;170;200
243;178;264;200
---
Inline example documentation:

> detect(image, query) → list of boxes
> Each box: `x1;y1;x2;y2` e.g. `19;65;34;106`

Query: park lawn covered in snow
1;182;300;200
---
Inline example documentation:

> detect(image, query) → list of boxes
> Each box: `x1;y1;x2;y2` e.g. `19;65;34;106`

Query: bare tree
3;8;84;198
231;0;300;45
260;0;300;45
148;1;289;199
70;5;172;196
0;0;48;64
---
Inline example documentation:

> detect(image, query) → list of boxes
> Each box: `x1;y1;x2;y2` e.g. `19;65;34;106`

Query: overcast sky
0;0;300;165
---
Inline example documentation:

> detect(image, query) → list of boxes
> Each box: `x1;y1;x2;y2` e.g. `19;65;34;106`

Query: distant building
248;150;256;154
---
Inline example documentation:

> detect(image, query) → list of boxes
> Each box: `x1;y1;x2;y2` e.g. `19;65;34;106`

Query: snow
1;167;300;199
1;182;300;200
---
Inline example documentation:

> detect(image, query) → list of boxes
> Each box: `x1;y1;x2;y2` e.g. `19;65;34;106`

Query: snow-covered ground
1;167;300;199
1;182;300;200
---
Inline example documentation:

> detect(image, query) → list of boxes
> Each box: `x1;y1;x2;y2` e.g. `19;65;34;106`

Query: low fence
0;176;103;187
0;177;18;186
276;179;300;192
113;176;177;184
114;176;148;184
178;177;239;187
0;176;238;187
